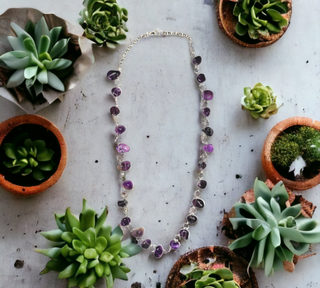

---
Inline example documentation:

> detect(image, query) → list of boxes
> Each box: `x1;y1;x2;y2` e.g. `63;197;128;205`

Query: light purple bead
120;161;131;171
192;56;202;65
179;229;190;240
131;227;145;238
203;144;214;153
122;180;133;190
111;87;122;97
202;90;213;100
121;217;131;226
202;108;211;117
197;74;206;83
170;240;180;250
116;143;130;153
141;239;151;249
107;70;121;80
115;125;126;135
154;245;164;259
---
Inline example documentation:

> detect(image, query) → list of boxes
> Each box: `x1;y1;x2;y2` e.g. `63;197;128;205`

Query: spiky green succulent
229;178;320;276
2;132;55;181
234;0;289;40
0;17;72;99
79;0;128;47
179;264;239;288
36;199;141;288
241;83;281;119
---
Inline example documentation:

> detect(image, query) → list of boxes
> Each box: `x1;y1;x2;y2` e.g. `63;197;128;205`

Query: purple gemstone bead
202;90;214;100
203;127;214;137
154;245;164;259
198;162;207;170
193;198;205;209
107;70;121;80
111;87;122;97
141;239;151;249
121;217;131;226
170;240;180;250
116;143;130;153
122;180;133;190
187;214;198;224
110;106;120;115
117;199;128;207
198;180;207;189
202;107;211;117
115;125;126;135
179;229;190;240
197;74;206;83
192;56;202;65
203;144;214;153
131;227;145;238
120;161;131;171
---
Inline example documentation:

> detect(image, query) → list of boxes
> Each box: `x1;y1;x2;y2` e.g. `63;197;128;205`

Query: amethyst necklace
107;30;214;259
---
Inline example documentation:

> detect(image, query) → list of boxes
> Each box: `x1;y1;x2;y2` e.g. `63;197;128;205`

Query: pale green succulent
179;264;239;288
229;178;320;276
36;199;141;288
79;0;128;47
234;0;289;40
0;17;72;99
241;83;281;119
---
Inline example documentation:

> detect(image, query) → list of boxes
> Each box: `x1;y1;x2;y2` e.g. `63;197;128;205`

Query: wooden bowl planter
261;117;320;190
166;246;259;288
0;115;67;197
216;0;292;48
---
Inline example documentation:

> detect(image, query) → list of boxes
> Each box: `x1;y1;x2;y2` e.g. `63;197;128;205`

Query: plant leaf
24;66;38;79
37;69;49;84
0;52;30;70
47;71;65;91
49;38;69;59
32;168;45;180
6;69;25;88
43;58;72;71
34;17;50;50
38;35;51;54
3;143;17;159
49;26;62;50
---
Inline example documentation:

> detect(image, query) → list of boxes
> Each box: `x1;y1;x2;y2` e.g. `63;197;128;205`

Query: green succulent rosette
234;0;289;40
79;0;128;47
36;199;141;288
229;178;320;276
241;83;281;119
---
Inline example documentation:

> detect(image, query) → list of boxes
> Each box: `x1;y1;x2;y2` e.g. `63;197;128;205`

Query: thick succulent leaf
80;206;96;231
34;81;44;96
43;58;72;71
95;207;108;234
24;20;35;37
270;198;281;222
61;244;73;258
40;258;69;274
6;69;25;88
33;140;46;151
87;259;99;269
38;35;51;54
252;224;271;241
49;38;69;59
121;239;142;257
49;26;62;50
229;231;254;250
58;262;79;279
10;22;32;40
3;161;14;168
280;204;301;219
61;231;77;243
35;247;61;259
37;148;54;161
264;238;275;276
266;8;287;23
24;66;38;79
55;214;67;232
32;168;45;180
75;258;88;277
95;262;104;277
253;178;273;204
106;273;114;288
257;197;277;227
38;162;54;171
78;269;97;288
99;251;114;262
282;238;309;255
98;225;112;240
68;276;79;288
270;227;281;248
235;22;247;36
34;17;50;50
3;143;17;159
65;207;81;232
105;242;121;256
270;181;288;206
110;265;128;280
95;236;108;254
7;36;27;51
25;76;36;89
37;69;49;84
0;52;30;69
40;229;63;242
23;37;38;57
73;227;93;247
72;239;88;254
47;71;65;91
84;248;98;259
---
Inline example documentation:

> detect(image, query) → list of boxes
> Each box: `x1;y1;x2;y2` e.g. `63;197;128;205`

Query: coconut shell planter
261;117;320;190
0;115;67;196
216;0;292;48
166;246;259;288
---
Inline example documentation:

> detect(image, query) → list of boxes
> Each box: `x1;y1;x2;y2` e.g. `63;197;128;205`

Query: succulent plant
2;132;55;181
241;83;281;119
79;0;128;47
36;199;141;288
228;178;320;276
179;264;239;288
0;17;72;99
234;0;289;40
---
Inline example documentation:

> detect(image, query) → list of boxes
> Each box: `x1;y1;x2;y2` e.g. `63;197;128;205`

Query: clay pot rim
0;115;67;197
216;0;292;48
261;116;320;190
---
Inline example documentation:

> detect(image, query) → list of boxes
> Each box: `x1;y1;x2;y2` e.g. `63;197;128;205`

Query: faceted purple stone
203;144;214;153
192;56;202;66
110;106;120;115
202;107;211;117
141;239;151;249
120;161;131;171
121;217;131;226
197;74;206;83
117;199;128;207
179;229;190;240
187;214;198;224
122;180;133;190
107;70;121;81
111;87;122;97
198;162;207;170
203;127;214;137
202;90;213;100
170;240;180;250
115;125;126;135
154;245;164;259
198;180;207;189
131;227;145;238
193;198;205;209
116;143;130;153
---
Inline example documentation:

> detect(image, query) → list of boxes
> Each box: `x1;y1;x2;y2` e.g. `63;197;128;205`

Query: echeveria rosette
36;199;141;288
234;0;289;40
79;0;128;48
229;178;320;276
0;17;72;98
241;83;281;119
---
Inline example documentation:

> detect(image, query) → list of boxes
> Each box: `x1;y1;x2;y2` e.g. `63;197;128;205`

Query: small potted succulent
36;199;141;288
261;117;320;190
79;0;129;48
166;246;259;288
0;115;67;196
216;0;292;48
241;83;282;119
222;178;320;276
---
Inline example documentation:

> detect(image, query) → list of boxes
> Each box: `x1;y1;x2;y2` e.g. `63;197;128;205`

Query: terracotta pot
216;0;292;48
0;115;67;196
261;117;320;190
166;246;259;288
